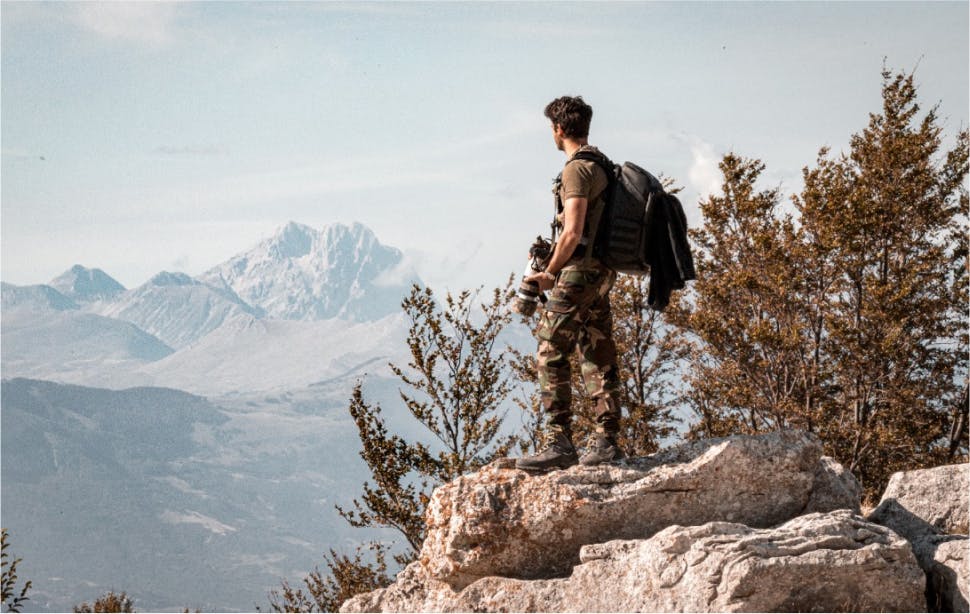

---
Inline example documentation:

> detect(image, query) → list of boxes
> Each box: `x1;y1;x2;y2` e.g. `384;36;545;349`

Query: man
516;96;624;472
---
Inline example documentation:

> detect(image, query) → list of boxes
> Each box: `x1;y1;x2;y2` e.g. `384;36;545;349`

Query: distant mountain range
1;221;421;393
0;222;529;612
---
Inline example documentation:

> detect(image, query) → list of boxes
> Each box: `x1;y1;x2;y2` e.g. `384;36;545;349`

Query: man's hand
525;270;556;292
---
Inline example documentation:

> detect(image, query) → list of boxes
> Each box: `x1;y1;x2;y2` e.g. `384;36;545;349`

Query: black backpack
570;150;696;309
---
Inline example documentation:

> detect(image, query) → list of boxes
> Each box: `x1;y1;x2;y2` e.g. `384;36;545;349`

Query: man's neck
562;138;589;159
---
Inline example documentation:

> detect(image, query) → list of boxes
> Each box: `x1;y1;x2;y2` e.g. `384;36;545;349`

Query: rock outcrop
419;429;857;588
868;463;969;613
343;510;925;613
341;431;969;613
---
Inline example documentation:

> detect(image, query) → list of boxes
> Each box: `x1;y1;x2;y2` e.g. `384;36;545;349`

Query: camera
512;236;553;318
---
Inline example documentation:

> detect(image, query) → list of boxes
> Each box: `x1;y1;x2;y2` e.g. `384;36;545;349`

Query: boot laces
540;427;571;451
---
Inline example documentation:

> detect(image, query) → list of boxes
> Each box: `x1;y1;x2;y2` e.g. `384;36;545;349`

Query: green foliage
336;282;518;559
389;282;519;481
1;529;32;614
267;544;391;613
672;68;969;500
73;591;134;613
274;281;521;610
336;382;429;558
504;345;545;455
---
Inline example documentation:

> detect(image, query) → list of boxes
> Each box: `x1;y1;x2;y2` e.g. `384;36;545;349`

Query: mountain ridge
1;220;421;393
199;221;421;322
49;265;126;303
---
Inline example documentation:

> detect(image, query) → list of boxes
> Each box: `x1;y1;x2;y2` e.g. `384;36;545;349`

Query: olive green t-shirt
560;146;609;203
557;146;610;242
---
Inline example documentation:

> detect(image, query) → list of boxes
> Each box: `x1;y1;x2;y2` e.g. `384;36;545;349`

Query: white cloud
73;2;179;47
371;253;421;288
687;138;722;200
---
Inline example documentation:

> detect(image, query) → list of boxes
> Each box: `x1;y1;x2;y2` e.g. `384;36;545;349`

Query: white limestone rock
342;510;925;613
419;429;855;588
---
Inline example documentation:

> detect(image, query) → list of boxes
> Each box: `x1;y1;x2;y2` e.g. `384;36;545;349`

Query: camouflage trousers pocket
536;308;574;343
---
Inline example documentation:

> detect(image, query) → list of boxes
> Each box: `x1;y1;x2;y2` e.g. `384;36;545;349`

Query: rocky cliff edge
342;430;968;613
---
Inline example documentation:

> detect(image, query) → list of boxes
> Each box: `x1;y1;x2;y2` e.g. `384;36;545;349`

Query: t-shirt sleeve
561;161;596;200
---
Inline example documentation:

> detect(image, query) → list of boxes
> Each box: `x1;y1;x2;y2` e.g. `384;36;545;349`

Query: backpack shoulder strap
570;151;616;266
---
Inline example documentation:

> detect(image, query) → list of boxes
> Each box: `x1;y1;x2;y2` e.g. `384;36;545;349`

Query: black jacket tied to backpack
643;188;695;311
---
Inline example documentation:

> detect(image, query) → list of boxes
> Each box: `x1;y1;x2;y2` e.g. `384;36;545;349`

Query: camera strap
550;171;563;256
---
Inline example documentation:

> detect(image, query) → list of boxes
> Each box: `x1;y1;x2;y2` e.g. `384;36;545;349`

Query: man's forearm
546;230;581;276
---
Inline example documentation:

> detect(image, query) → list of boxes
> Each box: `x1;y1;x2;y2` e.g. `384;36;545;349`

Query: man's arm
526;196;587;292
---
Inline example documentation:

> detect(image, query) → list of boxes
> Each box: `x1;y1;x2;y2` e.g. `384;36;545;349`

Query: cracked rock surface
418;429;856;588
341;510;925;613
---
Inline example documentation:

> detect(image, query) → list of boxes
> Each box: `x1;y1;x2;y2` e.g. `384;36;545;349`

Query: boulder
868;464;969;540
342;510;925;613
803;455;863;515
420;429;858;588
868;464;969;613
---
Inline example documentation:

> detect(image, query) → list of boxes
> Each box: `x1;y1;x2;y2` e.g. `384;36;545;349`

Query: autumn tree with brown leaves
672;68;968;500
798;69;968;494
666;153;820;437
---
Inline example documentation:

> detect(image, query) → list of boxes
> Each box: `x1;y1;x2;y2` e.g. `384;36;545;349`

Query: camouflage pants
536;262;621;434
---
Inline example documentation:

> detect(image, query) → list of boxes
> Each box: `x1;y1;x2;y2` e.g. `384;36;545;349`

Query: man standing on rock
517;95;624;472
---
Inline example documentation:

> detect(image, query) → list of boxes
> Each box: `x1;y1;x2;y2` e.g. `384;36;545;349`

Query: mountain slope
0;377;401;613
1;307;174;385
1;282;80;312
93;271;262;349
138;312;409;395
199;221;420;322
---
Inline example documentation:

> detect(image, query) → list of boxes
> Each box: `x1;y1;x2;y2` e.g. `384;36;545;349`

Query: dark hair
544;96;593;139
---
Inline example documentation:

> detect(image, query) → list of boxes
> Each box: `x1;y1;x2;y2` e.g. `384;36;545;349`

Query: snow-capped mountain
0;221;533;612
93;271;263;350
49;265;126;303
1;221;423;392
199;221;420;322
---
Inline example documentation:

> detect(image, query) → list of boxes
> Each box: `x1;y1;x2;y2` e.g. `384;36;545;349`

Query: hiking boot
516;428;578;473
579;432;624;466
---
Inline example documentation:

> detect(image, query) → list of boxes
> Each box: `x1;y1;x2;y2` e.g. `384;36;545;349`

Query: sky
2;1;968;295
